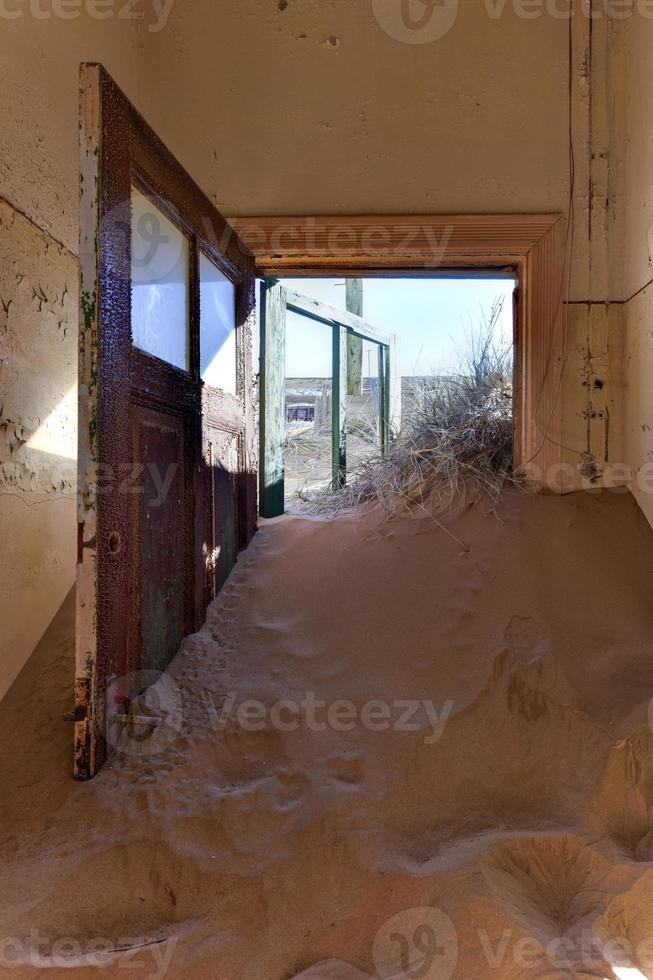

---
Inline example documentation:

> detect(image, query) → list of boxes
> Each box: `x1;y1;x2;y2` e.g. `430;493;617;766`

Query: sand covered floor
3;490;653;979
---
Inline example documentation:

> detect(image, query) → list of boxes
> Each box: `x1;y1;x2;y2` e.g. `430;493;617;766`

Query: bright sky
280;277;516;378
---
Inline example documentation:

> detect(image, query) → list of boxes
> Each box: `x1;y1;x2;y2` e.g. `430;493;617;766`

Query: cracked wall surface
0;14;142;698
553;15;627;493
0;199;77;700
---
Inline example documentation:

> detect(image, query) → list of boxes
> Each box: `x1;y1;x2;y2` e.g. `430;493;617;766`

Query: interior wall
621;17;653;528
138;2;572;217
557;15;623;493
0;200;77;700
0;16;142;699
136;1;628;493
562;11;653;512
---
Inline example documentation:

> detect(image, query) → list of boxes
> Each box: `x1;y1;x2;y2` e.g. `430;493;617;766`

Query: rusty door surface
76;64;257;778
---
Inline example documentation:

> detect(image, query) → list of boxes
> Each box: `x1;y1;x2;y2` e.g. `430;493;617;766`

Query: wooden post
259;281;287;517
332;323;348;489
346;278;363;397
378;344;391;454
389;333;402;439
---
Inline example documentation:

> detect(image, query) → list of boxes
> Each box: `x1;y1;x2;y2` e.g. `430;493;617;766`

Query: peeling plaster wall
621;18;653;528
0;201;77;700
560;303;625;491
0;18;141;698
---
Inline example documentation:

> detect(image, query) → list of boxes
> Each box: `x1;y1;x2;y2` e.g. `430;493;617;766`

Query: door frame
229;214;566;491
259;282;398;516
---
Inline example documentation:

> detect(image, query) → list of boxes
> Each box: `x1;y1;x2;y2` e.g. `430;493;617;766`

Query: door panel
133;404;189;674
76;64;257;778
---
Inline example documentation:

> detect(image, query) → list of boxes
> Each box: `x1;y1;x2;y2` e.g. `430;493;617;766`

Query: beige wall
0;15;141;698
138;2;572;217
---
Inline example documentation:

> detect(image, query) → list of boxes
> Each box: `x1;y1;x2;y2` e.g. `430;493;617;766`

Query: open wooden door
76;64;257;779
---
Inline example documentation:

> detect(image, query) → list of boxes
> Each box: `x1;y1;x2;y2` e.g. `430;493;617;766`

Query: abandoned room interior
3;2;653;978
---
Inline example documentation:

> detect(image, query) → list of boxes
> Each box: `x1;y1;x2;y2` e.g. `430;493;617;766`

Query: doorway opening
258;274;517;514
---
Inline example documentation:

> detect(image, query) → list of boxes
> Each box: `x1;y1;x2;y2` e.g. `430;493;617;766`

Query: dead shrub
297;298;527;519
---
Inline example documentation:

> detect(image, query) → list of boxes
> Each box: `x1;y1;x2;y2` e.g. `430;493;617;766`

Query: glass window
131;186;190;371
200;253;237;395
284;311;333;503
345;338;382;474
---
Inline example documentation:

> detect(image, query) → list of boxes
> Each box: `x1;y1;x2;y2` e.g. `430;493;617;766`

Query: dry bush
284;425;331;495
298;298;526;519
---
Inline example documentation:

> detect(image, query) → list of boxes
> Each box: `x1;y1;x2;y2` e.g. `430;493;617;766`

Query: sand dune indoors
2;490;653;979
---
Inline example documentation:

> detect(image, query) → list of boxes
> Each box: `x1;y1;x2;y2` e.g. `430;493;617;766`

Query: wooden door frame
77;64;257;779
259;282;396;516
229;214;566;489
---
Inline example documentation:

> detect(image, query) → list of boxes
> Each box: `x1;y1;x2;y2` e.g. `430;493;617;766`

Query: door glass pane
285;311;332;504
200;253;237;395
131;186;189;371
346;338;383;474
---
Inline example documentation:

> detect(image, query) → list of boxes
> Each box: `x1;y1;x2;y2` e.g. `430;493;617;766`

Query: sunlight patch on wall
26;385;77;461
